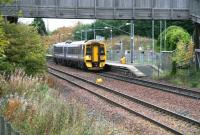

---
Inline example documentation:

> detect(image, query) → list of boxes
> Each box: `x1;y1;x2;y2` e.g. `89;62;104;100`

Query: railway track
98;70;200;99
48;65;200;135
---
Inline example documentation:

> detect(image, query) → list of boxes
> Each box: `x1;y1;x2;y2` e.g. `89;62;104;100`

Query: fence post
15;131;20;135
6;122;11;135
0;116;5;135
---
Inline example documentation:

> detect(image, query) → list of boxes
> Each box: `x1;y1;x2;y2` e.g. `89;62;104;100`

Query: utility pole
85;30;87;40
152;20;155;64
164;20;167;51
94;20;96;40
130;20;134;63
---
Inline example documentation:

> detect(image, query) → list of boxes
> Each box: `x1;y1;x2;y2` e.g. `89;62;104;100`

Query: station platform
106;61;148;77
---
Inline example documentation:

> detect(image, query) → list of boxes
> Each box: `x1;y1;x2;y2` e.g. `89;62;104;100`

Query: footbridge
0;0;199;23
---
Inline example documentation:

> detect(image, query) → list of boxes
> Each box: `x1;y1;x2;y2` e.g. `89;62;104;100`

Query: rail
47;65;200;135
99;70;200;99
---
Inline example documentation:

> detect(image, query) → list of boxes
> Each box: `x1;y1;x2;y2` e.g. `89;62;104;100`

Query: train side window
86;47;91;55
100;47;105;55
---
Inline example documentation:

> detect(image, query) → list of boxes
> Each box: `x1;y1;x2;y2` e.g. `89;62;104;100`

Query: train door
92;46;99;62
92;45;99;62
92;45;100;68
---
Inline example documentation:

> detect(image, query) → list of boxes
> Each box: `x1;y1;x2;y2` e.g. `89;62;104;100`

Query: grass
154;69;200;89
0;70;115;135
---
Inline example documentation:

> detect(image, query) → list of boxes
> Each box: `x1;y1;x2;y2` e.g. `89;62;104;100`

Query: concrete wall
0;0;191;20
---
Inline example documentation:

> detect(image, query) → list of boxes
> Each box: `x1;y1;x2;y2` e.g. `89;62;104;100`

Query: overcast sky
18;18;95;32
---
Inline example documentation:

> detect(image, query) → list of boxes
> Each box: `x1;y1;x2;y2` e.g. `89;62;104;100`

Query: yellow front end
84;42;106;70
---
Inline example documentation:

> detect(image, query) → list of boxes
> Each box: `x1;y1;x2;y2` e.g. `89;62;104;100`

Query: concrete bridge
0;0;199;23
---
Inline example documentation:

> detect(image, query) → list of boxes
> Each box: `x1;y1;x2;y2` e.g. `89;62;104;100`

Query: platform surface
106;61;147;77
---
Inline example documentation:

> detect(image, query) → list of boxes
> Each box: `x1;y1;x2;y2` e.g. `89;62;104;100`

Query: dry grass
103;35;155;50
0;70;115;135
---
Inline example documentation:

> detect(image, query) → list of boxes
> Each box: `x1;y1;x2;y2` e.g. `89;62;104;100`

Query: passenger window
86;47;91;55
100;47;105;55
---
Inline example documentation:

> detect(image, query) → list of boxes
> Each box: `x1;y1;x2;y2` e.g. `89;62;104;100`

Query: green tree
0;0;13;4
157;26;192;75
3;23;46;75
31;18;47;36
156;26;190;52
73;20;194;40
0;16;9;56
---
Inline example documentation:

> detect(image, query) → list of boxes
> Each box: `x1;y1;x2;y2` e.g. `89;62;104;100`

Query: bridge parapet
0;0;191;20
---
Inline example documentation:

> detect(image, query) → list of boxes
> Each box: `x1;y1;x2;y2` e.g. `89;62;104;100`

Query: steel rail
48;66;200;134
48;68;182;135
98;71;200;99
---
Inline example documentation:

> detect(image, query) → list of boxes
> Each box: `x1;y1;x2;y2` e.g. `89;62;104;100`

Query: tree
156;26;190;52
73;20;194;41
157;26;193;75
0;16;9;56
0;0;13;4
3;23;46;75
31;18;47;36
172;40;194;66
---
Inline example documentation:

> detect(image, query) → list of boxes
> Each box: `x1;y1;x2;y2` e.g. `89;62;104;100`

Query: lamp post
103;22;134;63
130;20;134;63
119;23;131;29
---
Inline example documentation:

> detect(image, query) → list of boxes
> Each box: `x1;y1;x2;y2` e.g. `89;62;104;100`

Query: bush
156;26;190;52
3;23;46;76
0;16;9;56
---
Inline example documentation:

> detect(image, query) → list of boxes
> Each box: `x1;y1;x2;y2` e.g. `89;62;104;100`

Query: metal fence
196;49;200;69
107;50;173;71
0;116;20;135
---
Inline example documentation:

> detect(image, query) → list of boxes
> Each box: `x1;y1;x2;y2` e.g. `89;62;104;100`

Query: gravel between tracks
49;63;200;122
48;74;173;135
49;66;200;135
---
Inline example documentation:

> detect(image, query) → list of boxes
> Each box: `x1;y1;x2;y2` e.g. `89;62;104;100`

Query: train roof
53;42;67;47
53;40;105;48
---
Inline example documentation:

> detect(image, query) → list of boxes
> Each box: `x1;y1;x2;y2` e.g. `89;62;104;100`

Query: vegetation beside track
0;70;114;135
154;70;200;89
0;17;46;76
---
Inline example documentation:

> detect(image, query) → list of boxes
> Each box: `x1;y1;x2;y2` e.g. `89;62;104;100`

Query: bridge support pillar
194;23;200;70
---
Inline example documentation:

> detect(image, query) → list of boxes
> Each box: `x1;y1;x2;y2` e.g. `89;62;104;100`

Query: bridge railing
0;116;20;135
0;0;190;20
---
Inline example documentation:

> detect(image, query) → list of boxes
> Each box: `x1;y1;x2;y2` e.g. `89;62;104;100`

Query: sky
18;18;95;32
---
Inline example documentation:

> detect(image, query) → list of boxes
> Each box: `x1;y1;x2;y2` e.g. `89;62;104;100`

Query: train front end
84;41;106;70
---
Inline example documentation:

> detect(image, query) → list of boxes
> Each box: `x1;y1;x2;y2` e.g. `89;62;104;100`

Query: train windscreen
100;46;105;55
86;47;91;55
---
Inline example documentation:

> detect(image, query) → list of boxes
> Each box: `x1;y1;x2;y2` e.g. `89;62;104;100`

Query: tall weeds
0;70;112;135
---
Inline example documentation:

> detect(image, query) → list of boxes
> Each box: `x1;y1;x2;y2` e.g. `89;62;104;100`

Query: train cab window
86;47;91;55
100;47;105;55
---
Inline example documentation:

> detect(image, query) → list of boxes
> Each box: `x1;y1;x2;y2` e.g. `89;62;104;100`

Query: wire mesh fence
106;50;173;71
0;116;20;135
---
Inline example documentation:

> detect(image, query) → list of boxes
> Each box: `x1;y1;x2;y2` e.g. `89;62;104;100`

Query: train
53;40;107;70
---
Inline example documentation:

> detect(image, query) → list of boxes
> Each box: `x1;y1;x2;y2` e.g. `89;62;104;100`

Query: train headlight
100;56;105;60
85;55;91;60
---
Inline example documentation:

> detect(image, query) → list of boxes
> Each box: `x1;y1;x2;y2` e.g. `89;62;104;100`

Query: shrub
156;26;190;52
0;16;9;56
3;23;46;76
